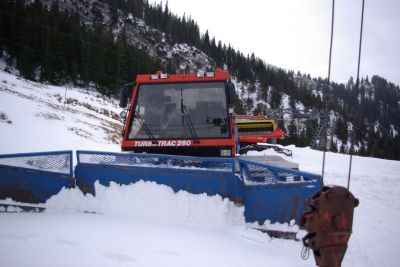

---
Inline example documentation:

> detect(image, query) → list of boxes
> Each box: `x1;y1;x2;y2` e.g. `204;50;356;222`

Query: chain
301;245;311;260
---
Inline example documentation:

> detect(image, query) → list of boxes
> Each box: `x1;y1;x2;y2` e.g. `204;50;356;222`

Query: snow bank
46;181;245;228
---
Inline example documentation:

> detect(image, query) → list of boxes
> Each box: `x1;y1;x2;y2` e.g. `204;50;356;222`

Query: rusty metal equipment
300;186;359;267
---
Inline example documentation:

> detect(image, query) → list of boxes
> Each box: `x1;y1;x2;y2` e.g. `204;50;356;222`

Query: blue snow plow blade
0;151;74;203
0;150;322;224
75;151;322;223
75;150;244;202
238;159;322;224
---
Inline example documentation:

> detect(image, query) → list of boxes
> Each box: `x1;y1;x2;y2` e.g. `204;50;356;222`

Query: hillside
0;63;122;154
0;0;399;159
1;69;400;266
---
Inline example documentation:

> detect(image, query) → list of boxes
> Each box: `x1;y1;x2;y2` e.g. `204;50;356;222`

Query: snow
0;69;121;156
390;124;398;137
0;211;308;267
295;101;305;111
281;94;290;109
374;120;380;133
248;145;400;266
46;181;245;228
236;79;269;114
1;70;400;266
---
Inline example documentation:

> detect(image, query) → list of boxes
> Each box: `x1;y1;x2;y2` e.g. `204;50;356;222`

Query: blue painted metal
238;158;323;224
0;149;323;225
0;151;74;203
75;151;244;202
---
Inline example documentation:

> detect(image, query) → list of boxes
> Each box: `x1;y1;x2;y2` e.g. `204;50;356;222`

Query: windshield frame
126;81;231;141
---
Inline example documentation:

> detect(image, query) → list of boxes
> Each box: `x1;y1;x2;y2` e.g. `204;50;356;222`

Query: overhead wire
355;0;366;93
327;0;335;84
321;0;366;188
348;0;366;190
321;0;335;181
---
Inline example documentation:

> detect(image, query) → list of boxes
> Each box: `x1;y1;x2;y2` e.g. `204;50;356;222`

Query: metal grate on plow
238;159;321;186
77;150;235;174
0;151;73;175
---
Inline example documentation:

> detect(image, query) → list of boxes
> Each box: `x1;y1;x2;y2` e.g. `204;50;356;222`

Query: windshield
128;82;229;140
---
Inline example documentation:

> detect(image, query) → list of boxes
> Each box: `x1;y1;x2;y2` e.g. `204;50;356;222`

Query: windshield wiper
134;112;158;144
179;89;200;143
182;104;200;144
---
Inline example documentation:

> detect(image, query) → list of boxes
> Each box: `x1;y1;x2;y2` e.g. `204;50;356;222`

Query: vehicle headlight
206;72;215;77
196;71;205;78
220;149;231;157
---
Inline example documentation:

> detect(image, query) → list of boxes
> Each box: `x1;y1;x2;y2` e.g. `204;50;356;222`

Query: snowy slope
0;69;122;155
1;70;400;266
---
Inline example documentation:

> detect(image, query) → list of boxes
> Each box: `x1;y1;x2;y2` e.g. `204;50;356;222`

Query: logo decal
133;140;192;147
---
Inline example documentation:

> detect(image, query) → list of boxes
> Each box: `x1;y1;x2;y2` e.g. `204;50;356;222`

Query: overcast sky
149;0;400;86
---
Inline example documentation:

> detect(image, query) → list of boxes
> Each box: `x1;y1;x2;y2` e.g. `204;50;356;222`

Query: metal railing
0;150;73;175
77;150;235;175
238;158;322;187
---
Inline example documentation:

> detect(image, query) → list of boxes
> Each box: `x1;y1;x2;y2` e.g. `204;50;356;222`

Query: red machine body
235;114;285;144
120;70;236;157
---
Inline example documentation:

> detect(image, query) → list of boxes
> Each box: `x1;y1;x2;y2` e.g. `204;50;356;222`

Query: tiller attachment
300;186;359;267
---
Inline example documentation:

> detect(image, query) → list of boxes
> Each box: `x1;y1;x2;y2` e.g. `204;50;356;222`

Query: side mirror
119;86;128;108
119;83;135;108
120;110;127;119
227;80;236;105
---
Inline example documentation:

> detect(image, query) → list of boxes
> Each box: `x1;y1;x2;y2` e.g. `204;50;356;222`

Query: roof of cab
136;69;230;84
